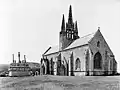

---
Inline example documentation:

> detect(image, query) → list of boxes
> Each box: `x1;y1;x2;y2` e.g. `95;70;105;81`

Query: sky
0;0;120;72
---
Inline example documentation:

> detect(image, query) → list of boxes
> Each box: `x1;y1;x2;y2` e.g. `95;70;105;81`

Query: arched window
97;41;100;47
72;34;73;39
71;31;73;39
67;32;68;38
75;58;81;70
94;52;102;69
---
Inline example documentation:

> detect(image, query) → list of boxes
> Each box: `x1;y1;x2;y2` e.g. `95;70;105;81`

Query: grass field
0;75;120;90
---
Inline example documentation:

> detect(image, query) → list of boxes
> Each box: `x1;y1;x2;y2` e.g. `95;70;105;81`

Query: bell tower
59;5;79;50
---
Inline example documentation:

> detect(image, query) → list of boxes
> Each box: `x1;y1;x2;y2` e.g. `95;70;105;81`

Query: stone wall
60;45;89;76
43;45;89;76
89;30;116;75
41;30;117;76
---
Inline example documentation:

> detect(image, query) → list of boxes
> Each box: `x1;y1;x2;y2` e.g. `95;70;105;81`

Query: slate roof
65;32;96;50
44;31;96;55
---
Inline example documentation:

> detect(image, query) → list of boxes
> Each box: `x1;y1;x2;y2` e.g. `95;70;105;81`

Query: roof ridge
44;31;97;55
79;31;96;39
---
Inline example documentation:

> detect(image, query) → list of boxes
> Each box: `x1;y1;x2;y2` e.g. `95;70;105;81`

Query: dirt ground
0;75;120;90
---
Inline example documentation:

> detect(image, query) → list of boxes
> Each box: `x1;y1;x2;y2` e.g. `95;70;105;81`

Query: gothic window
67;30;70;39
97;41;100;47
72;34;73;39
69;31;71;39
75;58;81;70
94;52;102;69
66;30;68;38
71;31;73;39
67;33;68;38
68;31;69;38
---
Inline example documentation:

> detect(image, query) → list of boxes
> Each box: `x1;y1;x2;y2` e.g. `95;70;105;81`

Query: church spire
74;21;79;39
68;5;73;24
75;21;78;33
61;14;65;32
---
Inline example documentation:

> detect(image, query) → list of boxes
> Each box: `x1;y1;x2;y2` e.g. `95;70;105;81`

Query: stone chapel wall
61;45;89;76
89;30;115;75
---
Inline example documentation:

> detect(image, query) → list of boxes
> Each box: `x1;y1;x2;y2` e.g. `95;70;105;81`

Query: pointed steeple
68;5;73;24
61;14;65;31
74;21;79;39
75;21;78;33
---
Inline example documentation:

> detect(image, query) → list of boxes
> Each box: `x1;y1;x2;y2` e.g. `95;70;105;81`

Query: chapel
40;5;117;76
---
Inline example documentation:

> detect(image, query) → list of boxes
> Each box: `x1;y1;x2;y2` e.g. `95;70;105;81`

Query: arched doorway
75;58;81;70
94;52;102;69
